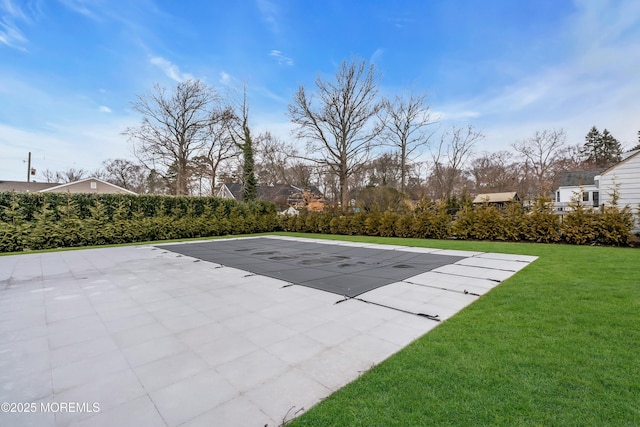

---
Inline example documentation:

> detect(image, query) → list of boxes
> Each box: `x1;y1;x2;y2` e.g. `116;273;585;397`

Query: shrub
452;205;475;240
502;202;526;241
593;187;634;246
379;210;398;237
562;193;596;245
470;203;504;240
525;196;562;243
394;212;415;238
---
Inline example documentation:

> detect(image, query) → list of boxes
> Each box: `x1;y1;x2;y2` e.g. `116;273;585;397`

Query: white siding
597;152;640;228
557;185;598;204
554;185;599;212
598;153;640;209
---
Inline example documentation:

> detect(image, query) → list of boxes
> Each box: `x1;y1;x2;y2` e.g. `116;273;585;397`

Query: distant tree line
39;59;637;209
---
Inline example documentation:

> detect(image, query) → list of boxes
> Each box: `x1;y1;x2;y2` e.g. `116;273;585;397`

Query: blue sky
1;0;639;181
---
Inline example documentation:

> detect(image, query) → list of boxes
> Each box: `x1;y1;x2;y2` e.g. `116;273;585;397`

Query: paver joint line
335;295;441;322
402;280;483;297
430;269;502;283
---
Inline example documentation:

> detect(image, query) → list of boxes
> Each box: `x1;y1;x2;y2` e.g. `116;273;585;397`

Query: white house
554;150;640;226
595;150;640;211
554;169;604;212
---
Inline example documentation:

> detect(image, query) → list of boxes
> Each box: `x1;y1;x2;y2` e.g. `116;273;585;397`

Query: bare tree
123;80;219;195
379;91;434;193
363;152;402;188
193;106;238;195
41;169;61;183
512;129;567;197
288;59;383;210
40;168;88;183
254;132;295;184
287;161;313;188
470;151;519;193
430;125;484;199
99;158;148;193
225;89;257;201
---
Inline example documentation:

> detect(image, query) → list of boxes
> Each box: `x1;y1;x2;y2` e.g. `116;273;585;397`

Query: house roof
472;192;519;204
597;149;640;176
224;183;323;202
557;169;606;187
0;181;60;192
39;177;137;194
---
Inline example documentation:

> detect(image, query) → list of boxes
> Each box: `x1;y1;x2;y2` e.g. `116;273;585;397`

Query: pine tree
241;128;257;201
600;129;622;164
631;130;640;151
581;126;622;167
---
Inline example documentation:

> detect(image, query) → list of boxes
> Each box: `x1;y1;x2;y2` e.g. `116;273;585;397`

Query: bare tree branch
379;91;435;193
429;125;484;199
123;80;220;195
288;59;383;209
512;129;567;197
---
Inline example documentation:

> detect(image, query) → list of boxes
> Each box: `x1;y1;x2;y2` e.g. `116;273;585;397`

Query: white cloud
149;55;194;82
0;0;32;50
435;0;640;151
269;50;293;66
219;71;231;85
369;48;384;64
432;109;479;121
57;0;98;19
256;0;279;33
254;85;289;105
0;115;137;181
98;105;112;113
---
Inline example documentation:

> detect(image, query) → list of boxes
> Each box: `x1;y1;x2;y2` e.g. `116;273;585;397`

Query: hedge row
0;192;277;252
278;198;636;246
0;192;255;222
1;192;636;252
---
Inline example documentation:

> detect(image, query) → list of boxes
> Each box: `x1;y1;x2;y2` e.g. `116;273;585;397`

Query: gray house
217;183;324;210
0;178;136;195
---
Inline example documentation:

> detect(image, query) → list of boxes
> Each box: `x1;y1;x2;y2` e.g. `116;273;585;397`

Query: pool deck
0;236;536;427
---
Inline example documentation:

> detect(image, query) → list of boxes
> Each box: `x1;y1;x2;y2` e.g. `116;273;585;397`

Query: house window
593;191;599;207
582;191;589;202
556;191;560;202
90;181;97;190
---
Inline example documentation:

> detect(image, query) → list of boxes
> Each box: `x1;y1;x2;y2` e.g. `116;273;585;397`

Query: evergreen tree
228;91;257;202
240;125;257;201
631;130;640;151
581;126;622;167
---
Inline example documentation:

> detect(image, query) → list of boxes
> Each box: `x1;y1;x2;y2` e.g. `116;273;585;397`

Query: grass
277;233;640;426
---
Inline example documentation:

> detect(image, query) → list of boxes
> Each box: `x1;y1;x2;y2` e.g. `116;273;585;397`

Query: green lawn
278;233;640;427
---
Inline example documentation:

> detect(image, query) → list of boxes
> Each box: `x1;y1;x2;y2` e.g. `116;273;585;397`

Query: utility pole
27;152;32;182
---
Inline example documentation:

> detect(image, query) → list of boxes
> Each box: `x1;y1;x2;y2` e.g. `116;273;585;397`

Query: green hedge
0;192;278;252
1;192;635;253
278;198;636;247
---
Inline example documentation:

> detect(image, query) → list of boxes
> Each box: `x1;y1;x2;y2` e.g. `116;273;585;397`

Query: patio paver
0;236;536;426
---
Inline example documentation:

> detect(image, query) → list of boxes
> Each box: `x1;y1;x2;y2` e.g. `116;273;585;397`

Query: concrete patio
0;236;536;426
